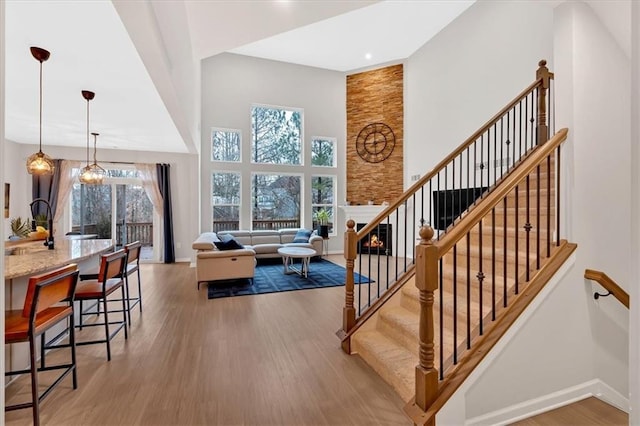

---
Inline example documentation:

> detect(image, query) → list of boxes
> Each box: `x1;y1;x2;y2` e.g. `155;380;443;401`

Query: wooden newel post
342;219;357;340
414;226;439;414
536;59;554;146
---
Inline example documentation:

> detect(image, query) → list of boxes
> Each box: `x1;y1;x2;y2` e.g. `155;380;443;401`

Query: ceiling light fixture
26;47;55;175
365;53;372;60
81;132;106;185
78;91;105;184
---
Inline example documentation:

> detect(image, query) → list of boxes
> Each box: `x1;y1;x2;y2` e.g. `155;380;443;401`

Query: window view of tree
212;172;240;231
71;183;113;239
311;138;336;167
311;175;335;233
251;106;302;165
252;174;300;229
212;129;241;162
71;167;155;258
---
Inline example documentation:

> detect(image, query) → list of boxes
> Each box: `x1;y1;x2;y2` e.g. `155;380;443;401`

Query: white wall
200;53;346;251
405;0;554;189
4;142;199;262
630;2;640;423
555;0;631;400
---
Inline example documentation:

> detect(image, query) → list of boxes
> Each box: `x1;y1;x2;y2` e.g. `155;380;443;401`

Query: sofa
192;228;323;289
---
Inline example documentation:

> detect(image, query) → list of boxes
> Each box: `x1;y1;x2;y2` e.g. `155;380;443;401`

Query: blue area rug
207;259;371;299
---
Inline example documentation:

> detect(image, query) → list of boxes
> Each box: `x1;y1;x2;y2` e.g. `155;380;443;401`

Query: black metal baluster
557;147;561;246
477;219;484;336
492;207;496;321
500;117;504;178
533;89;538;147
525;175;531;282
547;154;551;257
515;184;519;295
503;196;508;306
444;166;448;232
536;164;541;268
520;100;524;161
466;232;471;348
479;134;484;197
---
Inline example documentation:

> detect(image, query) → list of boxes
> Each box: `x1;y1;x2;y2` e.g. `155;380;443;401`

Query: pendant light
26;47;55;175
83;133;107;185
79;90;99;184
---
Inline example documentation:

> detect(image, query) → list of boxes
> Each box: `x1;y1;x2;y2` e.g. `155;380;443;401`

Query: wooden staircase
337;61;578;424
351;162;552;403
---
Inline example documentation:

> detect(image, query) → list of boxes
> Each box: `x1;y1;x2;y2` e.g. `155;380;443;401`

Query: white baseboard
466;379;629;425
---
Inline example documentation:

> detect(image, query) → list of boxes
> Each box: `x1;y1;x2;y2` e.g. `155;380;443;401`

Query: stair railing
409;128;571;423
339;60;555;350
584;269;629;308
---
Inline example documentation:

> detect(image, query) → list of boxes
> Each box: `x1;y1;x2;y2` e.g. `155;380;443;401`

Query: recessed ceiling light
365;53;372;60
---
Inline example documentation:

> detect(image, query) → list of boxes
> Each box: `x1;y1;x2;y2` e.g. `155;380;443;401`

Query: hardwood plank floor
510;397;628;425
5;258;626;425
5;260;409;426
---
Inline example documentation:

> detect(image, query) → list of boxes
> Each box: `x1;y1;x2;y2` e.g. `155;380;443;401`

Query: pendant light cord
39;59;43;154
86;98;90;165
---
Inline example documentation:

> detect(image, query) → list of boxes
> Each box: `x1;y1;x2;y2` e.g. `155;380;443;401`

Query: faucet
30;198;54;250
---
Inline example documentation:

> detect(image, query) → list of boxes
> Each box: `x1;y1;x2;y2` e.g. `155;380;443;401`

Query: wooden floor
510;397;628;425
4;258;628;425
5;258;409;426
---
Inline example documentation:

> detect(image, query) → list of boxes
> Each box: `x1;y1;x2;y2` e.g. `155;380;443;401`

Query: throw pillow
214;234;244;251
292;229;312;243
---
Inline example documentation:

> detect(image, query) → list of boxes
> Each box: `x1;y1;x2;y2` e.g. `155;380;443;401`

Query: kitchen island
4;238;114;376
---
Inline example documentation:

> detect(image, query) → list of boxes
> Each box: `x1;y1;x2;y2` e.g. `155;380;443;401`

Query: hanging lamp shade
26;47;55;175
78;90;104;184
79;133;106;185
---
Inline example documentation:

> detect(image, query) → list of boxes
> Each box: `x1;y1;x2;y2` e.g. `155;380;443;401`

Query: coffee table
277;247;316;278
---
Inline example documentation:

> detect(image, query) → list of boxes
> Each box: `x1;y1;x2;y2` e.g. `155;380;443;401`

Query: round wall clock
356;122;396;163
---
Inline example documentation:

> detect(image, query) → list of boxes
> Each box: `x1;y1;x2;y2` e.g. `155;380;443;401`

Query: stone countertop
4;239;114;280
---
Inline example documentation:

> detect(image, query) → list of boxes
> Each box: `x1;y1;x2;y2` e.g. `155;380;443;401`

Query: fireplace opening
357;223;392;256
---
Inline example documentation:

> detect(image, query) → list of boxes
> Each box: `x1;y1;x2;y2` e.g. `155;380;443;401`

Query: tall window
311;137;336;167
212;172;240;232
251;105;302;165
212;128;241;162
252;173;301;230
311;175;335;234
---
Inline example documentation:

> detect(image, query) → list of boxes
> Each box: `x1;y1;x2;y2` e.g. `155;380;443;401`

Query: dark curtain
31;159;62;219
157;163;175;263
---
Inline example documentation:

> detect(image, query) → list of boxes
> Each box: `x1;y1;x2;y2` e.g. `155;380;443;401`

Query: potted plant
314;208;330;238
9;216;31;240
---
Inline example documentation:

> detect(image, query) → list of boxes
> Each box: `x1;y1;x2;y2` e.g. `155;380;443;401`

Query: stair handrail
410;127;569;421
436;128;567;256
356;60;553;239
584;269;629;308
341;60;555;342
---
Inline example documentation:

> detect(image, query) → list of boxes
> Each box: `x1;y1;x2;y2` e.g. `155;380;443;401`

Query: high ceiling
4;0;475;154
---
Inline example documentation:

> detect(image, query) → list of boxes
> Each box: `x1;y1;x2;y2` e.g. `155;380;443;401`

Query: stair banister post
415;225;439;414
536;59;554;145
342;219;357;342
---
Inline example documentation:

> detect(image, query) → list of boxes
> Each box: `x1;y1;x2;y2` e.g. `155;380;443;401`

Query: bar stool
75;249;128;361
5;264;80;426
79;241;143;327
123;241;143;325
